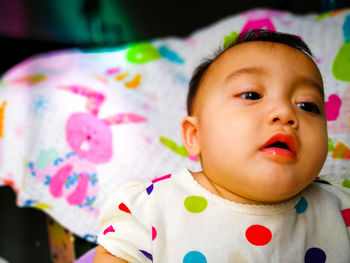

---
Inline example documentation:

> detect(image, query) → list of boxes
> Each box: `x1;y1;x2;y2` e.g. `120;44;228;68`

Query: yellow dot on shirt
184;196;208;213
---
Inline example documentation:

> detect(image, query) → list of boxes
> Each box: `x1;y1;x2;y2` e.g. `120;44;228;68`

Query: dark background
1;0;349;75
0;0;349;262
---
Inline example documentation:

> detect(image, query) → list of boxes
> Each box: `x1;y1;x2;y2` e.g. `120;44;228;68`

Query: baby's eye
296;102;321;114
239;92;261;100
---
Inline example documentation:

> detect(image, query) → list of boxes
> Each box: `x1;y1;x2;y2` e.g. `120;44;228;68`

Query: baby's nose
272;117;295;126
268;102;298;128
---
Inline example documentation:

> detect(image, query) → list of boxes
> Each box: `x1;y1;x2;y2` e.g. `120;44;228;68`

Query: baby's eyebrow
223;67;324;97
296;76;324;98
224;67;265;83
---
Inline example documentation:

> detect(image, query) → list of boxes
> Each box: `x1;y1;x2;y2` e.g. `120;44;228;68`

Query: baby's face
185;42;328;203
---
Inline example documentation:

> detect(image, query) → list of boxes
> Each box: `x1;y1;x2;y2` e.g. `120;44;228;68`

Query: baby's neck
191;171;284;205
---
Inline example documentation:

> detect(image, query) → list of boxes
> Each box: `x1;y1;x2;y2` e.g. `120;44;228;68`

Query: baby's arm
96;181;152;263
93;245;128;263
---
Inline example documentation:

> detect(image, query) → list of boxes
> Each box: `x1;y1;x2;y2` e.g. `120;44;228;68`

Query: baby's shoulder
305;180;350;208
105;169;189;204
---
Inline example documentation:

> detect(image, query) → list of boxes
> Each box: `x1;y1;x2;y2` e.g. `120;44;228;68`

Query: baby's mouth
265;141;290;150
260;133;298;160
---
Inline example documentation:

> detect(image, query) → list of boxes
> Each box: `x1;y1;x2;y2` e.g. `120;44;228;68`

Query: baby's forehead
198;42;324;97
215;41;312;65
205;41;322;82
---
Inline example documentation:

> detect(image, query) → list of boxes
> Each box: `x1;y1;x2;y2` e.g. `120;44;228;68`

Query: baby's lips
261;133;299;156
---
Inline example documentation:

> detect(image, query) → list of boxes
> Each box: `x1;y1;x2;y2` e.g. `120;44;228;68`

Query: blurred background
0;0;349;262
1;0;349;74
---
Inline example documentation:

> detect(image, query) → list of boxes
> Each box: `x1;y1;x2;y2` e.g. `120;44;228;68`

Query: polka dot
341;208;350;227
118;203;131;214
146;184;154;195
139;250;153;261
245;225;272;246
152;226;157;241
152;174;171;183
184;196;208;213
103;225;115;235
146;174;172;196
304;247;326;263
183;251;207;263
295;197;308;214
314;179;331;185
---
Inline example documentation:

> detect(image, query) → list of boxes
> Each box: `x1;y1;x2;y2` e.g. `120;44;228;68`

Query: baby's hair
187;29;314;115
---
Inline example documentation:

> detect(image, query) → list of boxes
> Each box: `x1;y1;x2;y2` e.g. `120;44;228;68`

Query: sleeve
97;180;153;263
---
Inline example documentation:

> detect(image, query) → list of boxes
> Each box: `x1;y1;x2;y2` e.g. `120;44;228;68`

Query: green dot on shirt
184;196;208;213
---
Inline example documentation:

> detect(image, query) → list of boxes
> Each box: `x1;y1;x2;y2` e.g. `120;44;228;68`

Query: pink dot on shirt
245;225;272;246
103;225;115;235
152;226;157;241
152;174;172;184
341;208;350;227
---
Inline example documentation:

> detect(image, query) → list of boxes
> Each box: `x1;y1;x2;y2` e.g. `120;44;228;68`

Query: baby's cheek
318;126;329;164
305;139;327;177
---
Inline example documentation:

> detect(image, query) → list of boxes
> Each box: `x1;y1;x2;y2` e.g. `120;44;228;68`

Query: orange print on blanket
115;72;142;89
332;142;350;159
0;101;7;138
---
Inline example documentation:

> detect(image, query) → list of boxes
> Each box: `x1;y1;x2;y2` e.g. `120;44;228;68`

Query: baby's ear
181;116;201;156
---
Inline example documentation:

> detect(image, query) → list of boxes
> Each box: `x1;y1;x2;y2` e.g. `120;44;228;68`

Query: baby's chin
213;180;305;205
242;183;309;204
249;194;298;205
247;171;316;202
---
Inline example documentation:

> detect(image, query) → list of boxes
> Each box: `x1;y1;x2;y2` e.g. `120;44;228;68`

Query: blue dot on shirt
295;196;308;214
304;247;326;263
183;251;207;263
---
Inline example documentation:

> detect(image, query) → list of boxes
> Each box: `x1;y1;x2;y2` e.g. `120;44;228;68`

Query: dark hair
187;29;315;115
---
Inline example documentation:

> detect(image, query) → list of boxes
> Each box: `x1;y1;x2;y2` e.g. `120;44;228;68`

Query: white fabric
97;169;350;262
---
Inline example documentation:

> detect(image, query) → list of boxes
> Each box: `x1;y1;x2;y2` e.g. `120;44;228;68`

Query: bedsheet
0;8;349;242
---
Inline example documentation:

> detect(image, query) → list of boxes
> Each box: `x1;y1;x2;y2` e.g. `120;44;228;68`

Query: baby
94;29;350;262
